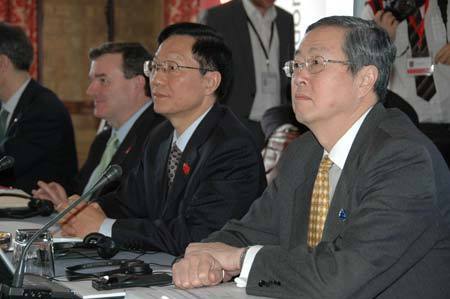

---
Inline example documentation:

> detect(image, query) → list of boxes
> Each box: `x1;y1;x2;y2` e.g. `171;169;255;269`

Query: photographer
361;0;450;166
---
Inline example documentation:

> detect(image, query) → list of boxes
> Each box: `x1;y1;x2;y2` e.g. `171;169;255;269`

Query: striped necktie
0;108;10;140
408;8;436;101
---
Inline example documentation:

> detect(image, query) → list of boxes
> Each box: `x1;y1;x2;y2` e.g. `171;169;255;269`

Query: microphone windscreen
0;155;14;171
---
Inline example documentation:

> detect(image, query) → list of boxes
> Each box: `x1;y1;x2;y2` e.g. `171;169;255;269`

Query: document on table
60;280;126;299
0;189;30;208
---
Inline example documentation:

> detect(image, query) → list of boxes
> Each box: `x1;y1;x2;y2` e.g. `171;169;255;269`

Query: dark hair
0;22;33;71
157;22;232;102
306;16;396;101
89;42;152;97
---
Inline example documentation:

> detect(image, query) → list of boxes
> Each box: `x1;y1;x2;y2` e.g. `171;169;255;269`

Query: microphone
11;164;122;289
0;155;14;172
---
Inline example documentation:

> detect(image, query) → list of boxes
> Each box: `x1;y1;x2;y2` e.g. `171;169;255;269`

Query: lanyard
407;0;430;47
246;15;275;67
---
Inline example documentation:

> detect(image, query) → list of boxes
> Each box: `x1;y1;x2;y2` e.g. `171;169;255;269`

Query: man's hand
373;10;399;41
172;242;246;289
32;181;69;212
59;202;106;238
435;43;450;65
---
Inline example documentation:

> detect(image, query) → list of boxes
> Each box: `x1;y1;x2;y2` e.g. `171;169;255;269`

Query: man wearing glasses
52;23;266;256
172;16;450;298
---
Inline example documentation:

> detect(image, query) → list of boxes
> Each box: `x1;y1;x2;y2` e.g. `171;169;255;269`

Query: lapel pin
182;162;190;175
338;209;347;221
124;146;132;155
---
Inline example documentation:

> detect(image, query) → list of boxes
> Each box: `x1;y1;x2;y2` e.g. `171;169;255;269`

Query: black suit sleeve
104;134;265;256
0;86;77;191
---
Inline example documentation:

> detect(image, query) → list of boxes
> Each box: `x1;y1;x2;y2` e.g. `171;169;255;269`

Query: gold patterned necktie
307;155;333;248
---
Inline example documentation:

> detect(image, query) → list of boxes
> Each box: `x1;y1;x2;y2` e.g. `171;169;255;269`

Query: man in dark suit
33;42;164;206
52;23;266;256
199;0;294;148
0;22;77;193
172;16;450;298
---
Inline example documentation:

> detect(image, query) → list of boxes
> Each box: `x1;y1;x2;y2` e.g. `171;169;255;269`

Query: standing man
361;0;450;166
0;22;77;193
199;0;294;148
172;16;450;298
46;23;266;256
33;42;164;205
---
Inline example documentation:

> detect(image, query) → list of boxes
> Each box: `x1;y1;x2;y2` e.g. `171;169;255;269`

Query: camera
383;0;422;21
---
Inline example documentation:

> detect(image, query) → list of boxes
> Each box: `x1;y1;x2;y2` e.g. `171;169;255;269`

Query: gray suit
206;103;450;298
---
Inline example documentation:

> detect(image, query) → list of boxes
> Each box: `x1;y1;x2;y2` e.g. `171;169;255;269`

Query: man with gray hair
172;16;450;298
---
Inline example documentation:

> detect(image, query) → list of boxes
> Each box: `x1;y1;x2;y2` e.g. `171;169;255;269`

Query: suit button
275;280;281;286
258;280;266;287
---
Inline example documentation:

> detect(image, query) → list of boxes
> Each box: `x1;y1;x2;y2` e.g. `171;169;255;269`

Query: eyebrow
295;46;329;56
88;73;107;80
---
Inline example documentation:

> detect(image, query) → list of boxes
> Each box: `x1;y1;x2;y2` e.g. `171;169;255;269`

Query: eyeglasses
143;60;215;77
283;56;350;77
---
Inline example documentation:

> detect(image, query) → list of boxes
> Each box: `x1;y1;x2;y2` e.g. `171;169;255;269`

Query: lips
152;91;169;99
294;94;312;101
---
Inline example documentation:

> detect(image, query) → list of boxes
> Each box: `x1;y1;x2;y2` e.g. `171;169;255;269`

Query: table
0;217;266;298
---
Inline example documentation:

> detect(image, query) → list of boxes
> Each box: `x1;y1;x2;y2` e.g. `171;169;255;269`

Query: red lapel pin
182;163;190;175
124;146;132;155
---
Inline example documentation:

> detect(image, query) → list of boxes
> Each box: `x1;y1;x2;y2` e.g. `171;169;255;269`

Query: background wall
40;0;163;164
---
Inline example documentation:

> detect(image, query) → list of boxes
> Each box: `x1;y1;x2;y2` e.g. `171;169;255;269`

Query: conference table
0;216;267;298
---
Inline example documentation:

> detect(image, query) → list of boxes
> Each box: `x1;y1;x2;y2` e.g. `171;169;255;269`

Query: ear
132;74;146;93
0;54;9;72
202;71;221;97
356;65;378;99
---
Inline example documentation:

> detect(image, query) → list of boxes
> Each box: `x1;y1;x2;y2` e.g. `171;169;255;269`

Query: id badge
406;57;434;76
261;72;277;94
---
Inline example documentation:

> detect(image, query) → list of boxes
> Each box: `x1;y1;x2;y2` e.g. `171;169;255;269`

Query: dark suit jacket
0;80;78;193
67;103;164;197
98;104;267;255
206;103;450;298
199;0;295;118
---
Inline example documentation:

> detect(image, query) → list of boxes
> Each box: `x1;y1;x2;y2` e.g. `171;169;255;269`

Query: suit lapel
163;104;223;216
6;80;35;136
289;143;323;248
322;104;386;242
156;134;172;204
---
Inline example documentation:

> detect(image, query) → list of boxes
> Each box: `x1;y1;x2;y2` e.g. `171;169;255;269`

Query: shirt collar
326;107;373;169
172;106;213;152
113;100;152;144
2;78;31;114
242;0;277;22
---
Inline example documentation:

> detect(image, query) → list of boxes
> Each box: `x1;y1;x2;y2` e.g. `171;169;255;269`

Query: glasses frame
143;60;215;77
283;56;350;77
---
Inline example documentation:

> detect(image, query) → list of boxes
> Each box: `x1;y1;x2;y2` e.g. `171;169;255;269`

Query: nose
86;81;96;97
292;68;308;88
150;69;167;88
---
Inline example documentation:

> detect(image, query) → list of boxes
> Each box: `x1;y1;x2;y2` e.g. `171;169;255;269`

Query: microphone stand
10;165;122;291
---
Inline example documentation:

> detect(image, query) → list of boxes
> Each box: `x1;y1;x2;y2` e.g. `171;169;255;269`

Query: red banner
164;0;221;26
0;0;38;79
